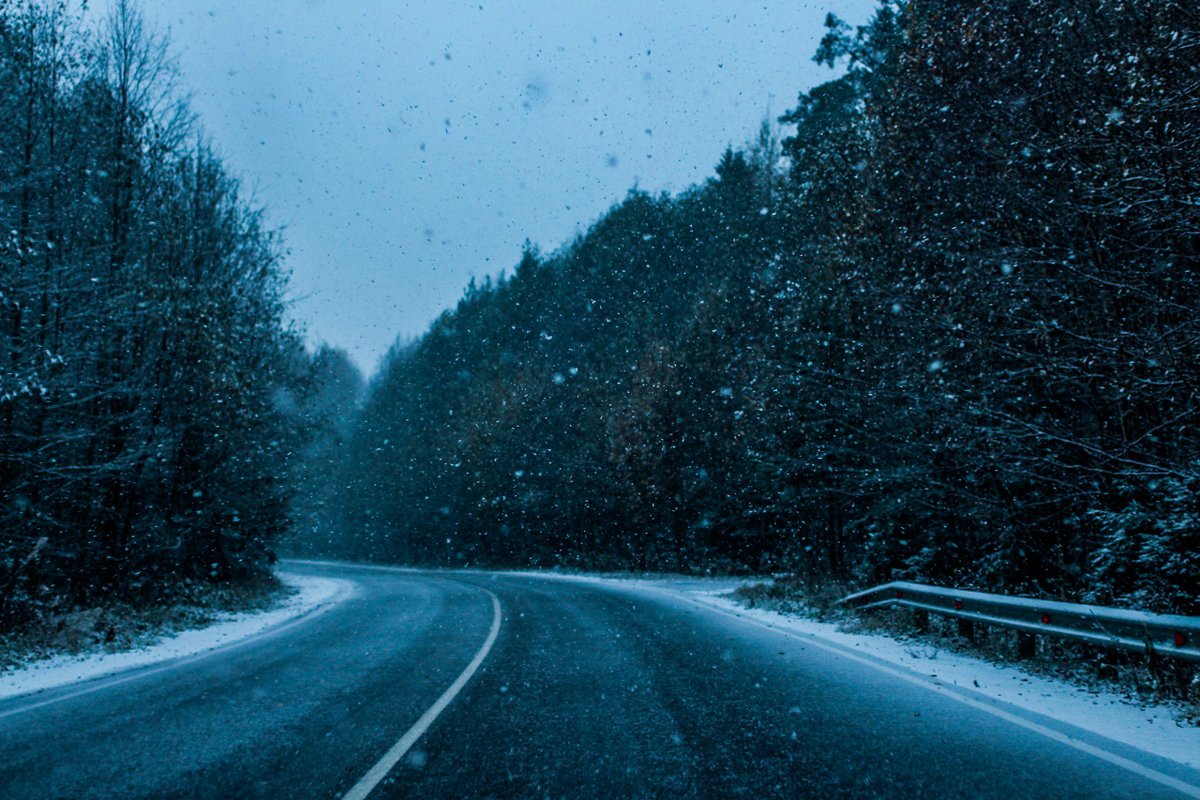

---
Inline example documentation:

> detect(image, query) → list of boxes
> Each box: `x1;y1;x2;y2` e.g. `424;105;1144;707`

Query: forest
0;0;356;632
310;0;1200;615
3;0;1198;636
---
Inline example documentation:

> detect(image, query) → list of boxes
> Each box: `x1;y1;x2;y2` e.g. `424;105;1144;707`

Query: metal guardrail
840;581;1200;662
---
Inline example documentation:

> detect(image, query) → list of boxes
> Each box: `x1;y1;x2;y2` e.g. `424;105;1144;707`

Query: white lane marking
686;596;1200;799
340;587;503;800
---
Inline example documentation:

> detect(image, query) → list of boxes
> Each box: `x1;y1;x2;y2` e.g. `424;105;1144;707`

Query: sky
102;0;879;375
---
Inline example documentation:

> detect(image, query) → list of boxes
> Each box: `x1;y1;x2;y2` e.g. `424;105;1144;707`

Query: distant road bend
2;561;1198;799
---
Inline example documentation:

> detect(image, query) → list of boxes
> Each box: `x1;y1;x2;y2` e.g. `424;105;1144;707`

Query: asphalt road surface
2;561;1198;799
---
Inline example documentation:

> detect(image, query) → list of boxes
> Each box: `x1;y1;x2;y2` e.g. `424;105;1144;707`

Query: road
1;561;1197;799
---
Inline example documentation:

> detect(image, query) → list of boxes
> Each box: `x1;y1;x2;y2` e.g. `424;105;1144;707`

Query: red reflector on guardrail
954;600;963;610
1041;613;1051;624
895;590;903;599
1175;632;1187;647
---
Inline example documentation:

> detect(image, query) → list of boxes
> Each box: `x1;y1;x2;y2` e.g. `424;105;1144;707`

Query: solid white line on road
688;596;1200;799
340;586;503;800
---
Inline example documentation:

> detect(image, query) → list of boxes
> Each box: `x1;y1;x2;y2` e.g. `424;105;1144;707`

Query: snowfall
529;571;1200;773
0;571;352;702
1;568;1195;775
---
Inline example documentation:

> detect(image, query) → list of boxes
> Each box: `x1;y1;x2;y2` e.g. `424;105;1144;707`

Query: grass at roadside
730;577;1200;726
0;574;289;674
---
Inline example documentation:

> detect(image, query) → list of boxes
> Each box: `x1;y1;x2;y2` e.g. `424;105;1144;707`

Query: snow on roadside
689;587;1200;771
0;571;353;702
528;571;1200;771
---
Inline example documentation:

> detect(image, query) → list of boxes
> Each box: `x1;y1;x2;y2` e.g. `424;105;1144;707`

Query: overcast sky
109;0;879;374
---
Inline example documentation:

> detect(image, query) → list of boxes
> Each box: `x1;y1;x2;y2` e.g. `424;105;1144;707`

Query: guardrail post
838;581;1200;663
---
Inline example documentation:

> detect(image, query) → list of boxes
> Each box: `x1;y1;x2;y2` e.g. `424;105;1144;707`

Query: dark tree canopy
0;0;302;625
326;0;1200;614
7;0;1195;623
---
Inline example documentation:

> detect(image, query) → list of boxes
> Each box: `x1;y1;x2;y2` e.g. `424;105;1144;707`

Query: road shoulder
0;570;353;703
512;570;1200;774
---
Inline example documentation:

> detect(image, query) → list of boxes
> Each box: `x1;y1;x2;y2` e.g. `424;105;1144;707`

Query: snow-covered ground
539;572;1200;772
5;564;1194;775
0;571;352;702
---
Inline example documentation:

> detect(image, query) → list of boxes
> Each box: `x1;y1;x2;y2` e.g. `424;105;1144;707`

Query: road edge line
340;587;503;800
685;595;1200;799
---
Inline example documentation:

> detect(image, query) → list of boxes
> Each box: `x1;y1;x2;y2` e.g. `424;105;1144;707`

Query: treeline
0;0;310;626
331;0;1198;613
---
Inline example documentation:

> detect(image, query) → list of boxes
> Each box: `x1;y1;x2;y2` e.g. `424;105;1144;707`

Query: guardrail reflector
954;600;963;610
1175;632;1187;647
1041;613;1051;624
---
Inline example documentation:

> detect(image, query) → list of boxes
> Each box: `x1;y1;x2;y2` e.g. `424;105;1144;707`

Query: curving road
1;561;1197;799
